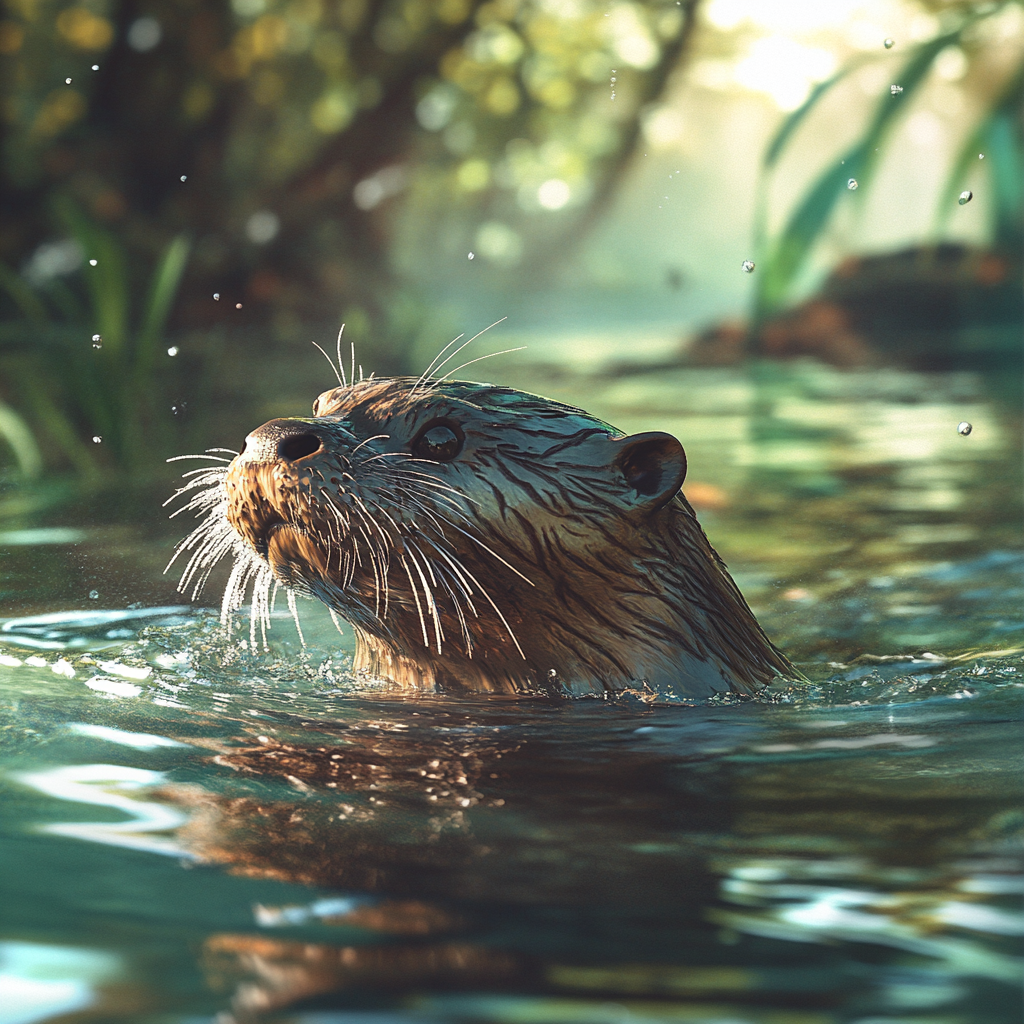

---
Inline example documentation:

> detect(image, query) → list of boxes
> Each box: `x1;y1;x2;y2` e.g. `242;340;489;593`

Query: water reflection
0;357;1020;1023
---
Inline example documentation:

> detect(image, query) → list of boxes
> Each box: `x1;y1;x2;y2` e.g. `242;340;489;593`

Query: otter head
172;377;790;697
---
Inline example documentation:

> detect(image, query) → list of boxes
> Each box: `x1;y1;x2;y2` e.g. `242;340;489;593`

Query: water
1;360;1020;1024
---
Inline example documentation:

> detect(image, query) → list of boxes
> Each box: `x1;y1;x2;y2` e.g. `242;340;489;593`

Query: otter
170;374;792;697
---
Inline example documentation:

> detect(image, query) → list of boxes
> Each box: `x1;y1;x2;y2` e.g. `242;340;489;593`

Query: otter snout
240;419;324;465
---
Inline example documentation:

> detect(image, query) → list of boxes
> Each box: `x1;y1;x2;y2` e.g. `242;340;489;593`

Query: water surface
1;360;1020;1024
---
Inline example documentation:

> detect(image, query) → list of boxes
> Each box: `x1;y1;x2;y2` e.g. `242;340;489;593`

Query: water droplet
958;190;973;205
89;259;97;266
166;345;179;357
213;293;220;300
235;302;242;309
89;590;99;600
91;435;102;444
179;175;187;182
884;38;894;49
467;251;475;260
890;84;903;95
91;334;102;348
957;421;972;436
741;260;755;274
91;64;99;71
172;402;187;416
847;178;858;190
65;77;72;84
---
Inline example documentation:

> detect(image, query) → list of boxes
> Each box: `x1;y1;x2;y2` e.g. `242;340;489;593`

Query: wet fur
169;376;792;697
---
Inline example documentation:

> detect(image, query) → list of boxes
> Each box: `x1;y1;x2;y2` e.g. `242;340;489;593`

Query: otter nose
242;419;323;464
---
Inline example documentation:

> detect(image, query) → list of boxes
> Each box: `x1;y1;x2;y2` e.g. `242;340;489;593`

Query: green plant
0;200;189;479
751;3;1024;329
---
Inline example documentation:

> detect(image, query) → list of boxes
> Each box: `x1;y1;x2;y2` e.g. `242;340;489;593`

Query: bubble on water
468;252;475;260
957;421;972;436
847;178;858;190
91;435;102;444
166;346;178;357
88;259;97;266
978;153;985;160
91;64;99;71
741;260;755;274
958;190;973;205
213;293;220;300
172;402;187;416
89;590;99;600
884;38;895;49
65;77;72;84
235;302;242;309
179;175;187;182
91;334;102;348
890;84;903;95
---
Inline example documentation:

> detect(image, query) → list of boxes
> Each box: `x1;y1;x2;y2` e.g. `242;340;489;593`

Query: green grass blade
933;62;1023;241
754;19;986;323
18;372;102;480
0;263;50;325
0;400;44;478
55;198;130;356
762;61;865;172
135;234;190;367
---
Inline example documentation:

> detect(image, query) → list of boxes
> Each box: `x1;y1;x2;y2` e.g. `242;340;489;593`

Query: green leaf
0;263;49;325
54;197;130;356
134;234;190;373
754;18;989;323
0;400;43;478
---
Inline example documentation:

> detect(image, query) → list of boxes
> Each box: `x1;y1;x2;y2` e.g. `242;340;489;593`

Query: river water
1;359;1021;1024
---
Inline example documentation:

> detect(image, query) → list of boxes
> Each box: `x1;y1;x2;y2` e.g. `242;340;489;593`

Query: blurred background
0;0;1020;484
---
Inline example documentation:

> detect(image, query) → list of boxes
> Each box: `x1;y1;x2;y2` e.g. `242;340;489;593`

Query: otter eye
411;422;463;462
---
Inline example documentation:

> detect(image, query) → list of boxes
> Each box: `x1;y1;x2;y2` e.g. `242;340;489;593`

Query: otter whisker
406;543;444;654
337;325;348;388
436;571;473;656
166;451;237;464
428;545;525;660
328;607;345;636
405;500;534;588
399;554;430;649
418;317;508;391
312;340;344;387
415;332;464;389
424;346;526;386
286;589;306;646
349;434;389;457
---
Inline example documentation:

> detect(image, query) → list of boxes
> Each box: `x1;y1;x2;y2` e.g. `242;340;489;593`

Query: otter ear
613;431;687;512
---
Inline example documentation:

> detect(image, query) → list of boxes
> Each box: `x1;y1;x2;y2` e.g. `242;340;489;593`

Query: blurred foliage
0;0;696;360
0;199;189;478
751;0;1024;327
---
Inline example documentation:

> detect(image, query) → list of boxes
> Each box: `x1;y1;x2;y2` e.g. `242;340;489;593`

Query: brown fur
177;377;792;697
